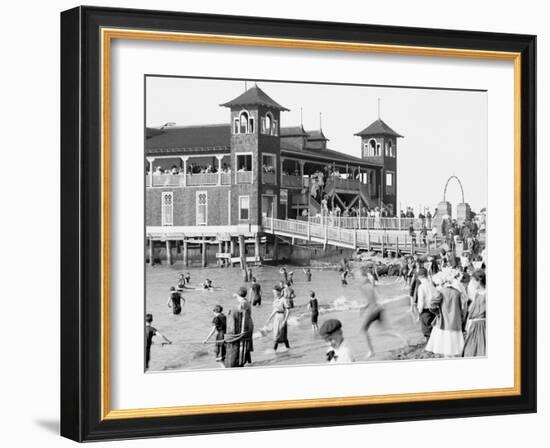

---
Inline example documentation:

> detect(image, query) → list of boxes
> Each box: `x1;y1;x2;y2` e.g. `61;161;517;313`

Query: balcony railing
263;171;276;184
236;170;253;184
220;172;232;185
148;172;232;187
281;174;302;188
187;173;218;186
151;174;186;187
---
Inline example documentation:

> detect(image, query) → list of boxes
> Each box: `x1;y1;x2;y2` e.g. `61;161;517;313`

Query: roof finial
319;112;323;131
244;80;248;92
378;97;381;119
300;107;303;127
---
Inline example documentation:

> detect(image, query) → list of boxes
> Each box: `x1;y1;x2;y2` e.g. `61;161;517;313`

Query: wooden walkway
263;217;442;256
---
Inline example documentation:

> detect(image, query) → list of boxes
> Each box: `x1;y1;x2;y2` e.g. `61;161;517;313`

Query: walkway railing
263;217;442;254
298;215;431;230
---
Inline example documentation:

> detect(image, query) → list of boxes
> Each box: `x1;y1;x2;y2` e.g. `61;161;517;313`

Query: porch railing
236;170;253;184
281;174;302;188
263;171;277;185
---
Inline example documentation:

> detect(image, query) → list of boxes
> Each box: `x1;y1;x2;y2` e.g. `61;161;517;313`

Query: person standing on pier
224;287;254;367
166;286;185;315
264;285;291;352
303;268;312;282
250;277;262;307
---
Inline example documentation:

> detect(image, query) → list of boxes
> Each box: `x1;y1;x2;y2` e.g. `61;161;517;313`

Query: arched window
386;140;393;157
265;113;272;134
369;139;377;157
239;111;249;134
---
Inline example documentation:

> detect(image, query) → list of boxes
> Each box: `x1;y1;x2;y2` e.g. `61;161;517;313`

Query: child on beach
288;271;295;285
177;273;186;290
279;266;289;283
166;286;185;315
319;319;355;363
203;305;227;365
303;268;312;282
307;291;319;333
283;281;296;309
184;272;191;285
341;269;349;286
145;313;172;370
250;277;262;307
203;278;213;290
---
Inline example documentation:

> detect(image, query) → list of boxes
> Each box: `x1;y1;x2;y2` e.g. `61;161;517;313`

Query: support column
273;236;279;261
166;240;172;265
238;235;246;270
254;234;260;261
216;155;224;185
201;240;207;267
149;237;154;265
180;156;189;186
183;239;188;266
299;160;305;187
230;238;235;257
147;157;155;187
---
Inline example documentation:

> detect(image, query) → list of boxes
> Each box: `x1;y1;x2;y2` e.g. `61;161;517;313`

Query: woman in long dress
425;269;466;357
463;269;487;357
224;287;254;367
264;285;290;352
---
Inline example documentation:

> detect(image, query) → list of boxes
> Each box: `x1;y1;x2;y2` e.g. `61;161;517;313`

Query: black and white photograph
144;77;488;371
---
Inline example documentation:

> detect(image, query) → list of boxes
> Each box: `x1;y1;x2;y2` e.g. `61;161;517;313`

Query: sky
146;77;487;213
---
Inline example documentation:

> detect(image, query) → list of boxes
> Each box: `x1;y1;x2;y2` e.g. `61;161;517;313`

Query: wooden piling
238;235;246;269
230;238;235;257
273;236;279;261
149;238;154;266
201;240;207;267
183;239;188;266
166;240;172;265
254;234;260;261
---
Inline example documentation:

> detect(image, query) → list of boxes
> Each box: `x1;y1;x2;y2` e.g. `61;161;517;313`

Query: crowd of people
146;162;233;176
146;243;487;369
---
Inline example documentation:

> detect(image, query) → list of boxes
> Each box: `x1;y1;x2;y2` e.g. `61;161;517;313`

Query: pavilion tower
355;115;403;216
220;84;289;224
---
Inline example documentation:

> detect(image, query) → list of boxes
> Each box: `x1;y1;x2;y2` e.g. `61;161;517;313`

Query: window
161;192;173;226
239;111;249;134
239;196;250;221
249;116;255;133
385;171;395;195
196;191;207;226
272;119;278;136
386;140;394;157
236;153;252;171
264;113;272;134
233;118;239;134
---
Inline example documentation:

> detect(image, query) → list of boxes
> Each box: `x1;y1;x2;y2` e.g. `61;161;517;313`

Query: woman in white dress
425;269;466;357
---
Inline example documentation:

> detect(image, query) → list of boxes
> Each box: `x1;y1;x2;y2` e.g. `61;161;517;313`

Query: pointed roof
220;85;289;111
355;118;403;138
306;129;329;141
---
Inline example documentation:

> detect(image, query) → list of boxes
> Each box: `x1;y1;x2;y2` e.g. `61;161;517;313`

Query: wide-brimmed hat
319;319;342;337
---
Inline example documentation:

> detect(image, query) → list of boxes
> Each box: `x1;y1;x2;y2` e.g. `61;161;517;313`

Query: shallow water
145;264;425;372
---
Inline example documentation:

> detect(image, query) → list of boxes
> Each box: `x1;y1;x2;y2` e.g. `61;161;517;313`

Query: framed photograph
60;6;536;442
